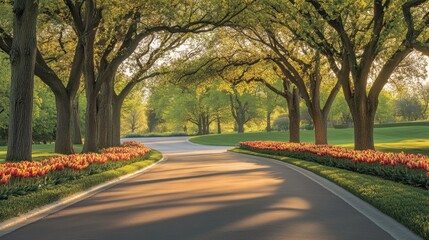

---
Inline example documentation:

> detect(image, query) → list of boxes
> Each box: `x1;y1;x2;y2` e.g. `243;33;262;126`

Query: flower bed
0;141;151;199
239;141;429;189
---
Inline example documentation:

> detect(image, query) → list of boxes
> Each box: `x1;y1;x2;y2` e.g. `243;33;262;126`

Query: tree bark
312;109;328;145
81;0;101;153
350;99;377;150
54;93;74;154
288;88;300;143
266;112;272;132
112;98;122;147
217;117;221;134
97;75;114;148
7;0;38;161
83;87;98;152
237;123;245;133
72;98;82;144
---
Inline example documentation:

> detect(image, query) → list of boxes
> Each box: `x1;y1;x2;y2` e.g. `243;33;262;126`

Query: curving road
2;137;410;239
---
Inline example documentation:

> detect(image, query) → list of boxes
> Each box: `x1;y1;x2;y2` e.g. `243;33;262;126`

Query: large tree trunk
350;99;377;150
312;109;328;145
83;88;98;152
237;118;245;133
54;93;74;154
72;98;83;144
82;2;100;153
288;88;300;143
97;76;114;148
112;98;122;147
6;0;38;161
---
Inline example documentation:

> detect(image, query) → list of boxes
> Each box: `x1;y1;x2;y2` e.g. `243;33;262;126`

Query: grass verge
189;126;429;155
230;148;429;239
0;150;162;222
0;144;83;163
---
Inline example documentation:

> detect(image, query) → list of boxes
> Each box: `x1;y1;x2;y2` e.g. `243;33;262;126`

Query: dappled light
0;0;428;239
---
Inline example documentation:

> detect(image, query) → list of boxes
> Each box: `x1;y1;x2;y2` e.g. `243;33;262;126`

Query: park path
2;137;396;240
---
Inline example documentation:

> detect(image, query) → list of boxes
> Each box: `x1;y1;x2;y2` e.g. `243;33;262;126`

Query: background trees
0;0;428;160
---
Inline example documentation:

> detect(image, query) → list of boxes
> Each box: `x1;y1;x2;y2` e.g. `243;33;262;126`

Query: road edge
229;150;422;240
0;155;167;238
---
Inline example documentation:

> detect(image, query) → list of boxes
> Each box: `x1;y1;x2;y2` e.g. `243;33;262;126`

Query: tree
402;0;429;56
259;85;282;132
396;96;424;121
375;91;395;124
65;0;253;152
110;33;186;146
232;9;341;143
6;0;38;161
280;0;427;149
121;97;146;134
33;83;57;144
0;1;84;154
228;85;260;133
0;53;10;144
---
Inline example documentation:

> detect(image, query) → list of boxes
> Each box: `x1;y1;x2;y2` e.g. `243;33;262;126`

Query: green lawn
190;126;429;155
0;144;83;163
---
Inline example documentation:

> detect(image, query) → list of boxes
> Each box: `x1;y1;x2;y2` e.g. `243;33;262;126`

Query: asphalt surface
2;137;395;240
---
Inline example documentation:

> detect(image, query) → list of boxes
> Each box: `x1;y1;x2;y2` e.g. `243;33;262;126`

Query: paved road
3;137;395;240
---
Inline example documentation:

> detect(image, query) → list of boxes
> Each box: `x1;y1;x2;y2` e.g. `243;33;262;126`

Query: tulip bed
239;141;429;189
0;141;151;200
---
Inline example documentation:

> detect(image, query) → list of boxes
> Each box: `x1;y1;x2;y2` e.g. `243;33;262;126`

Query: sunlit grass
190;126;429;155
0;144;83;163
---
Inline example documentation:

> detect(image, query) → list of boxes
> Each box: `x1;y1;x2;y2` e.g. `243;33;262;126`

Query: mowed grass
190;126;429;155
0;144;83;163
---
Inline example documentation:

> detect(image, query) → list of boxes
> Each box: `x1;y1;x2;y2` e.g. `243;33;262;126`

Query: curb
229;151;422;240
185;138;233;148
185;139;206;146
0;156;167;238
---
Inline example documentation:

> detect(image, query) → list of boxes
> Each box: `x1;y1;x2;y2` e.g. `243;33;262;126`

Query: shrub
273;115;289;131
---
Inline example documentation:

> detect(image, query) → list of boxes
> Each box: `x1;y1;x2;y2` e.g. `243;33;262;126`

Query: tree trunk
83;87;98;152
350;100;377;150
217;117;221;134
97;76;114;148
237;118;245;133
7;0;38;161
288;88;300;143
266;112;272;132
203;114;210;134
312;109;328;145
54;93;74;154
72;98;83;144
112;98;122;147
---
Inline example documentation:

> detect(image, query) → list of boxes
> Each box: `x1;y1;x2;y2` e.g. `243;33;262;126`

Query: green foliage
396;95;425;121
0;53;10;142
0;150;162;222
375;91;396;124
121;96;146;134
272;114;289;131
32;82;57;143
231;148;429;239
